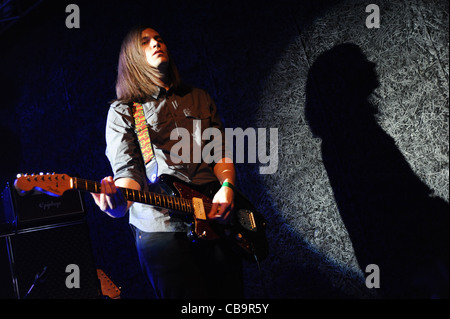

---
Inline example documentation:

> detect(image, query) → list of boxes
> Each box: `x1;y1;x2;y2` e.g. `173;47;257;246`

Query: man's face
141;28;169;69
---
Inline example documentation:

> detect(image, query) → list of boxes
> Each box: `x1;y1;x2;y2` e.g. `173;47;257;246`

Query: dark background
0;0;448;299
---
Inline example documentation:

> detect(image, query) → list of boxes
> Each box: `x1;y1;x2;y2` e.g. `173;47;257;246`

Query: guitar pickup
192;197;207;220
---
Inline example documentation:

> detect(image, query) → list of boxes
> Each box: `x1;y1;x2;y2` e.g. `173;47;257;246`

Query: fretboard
73;177;194;213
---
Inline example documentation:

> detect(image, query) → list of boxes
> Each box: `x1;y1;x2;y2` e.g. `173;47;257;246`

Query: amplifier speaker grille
6;221;100;299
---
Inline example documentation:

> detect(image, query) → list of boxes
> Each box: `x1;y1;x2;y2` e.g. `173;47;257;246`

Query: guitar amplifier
1;182;100;299
3;221;101;299
2;182;85;231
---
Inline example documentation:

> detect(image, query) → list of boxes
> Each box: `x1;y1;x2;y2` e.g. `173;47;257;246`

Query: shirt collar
152;86;174;99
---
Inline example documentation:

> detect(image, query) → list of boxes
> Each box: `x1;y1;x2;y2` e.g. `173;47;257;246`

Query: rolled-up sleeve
105;102;147;189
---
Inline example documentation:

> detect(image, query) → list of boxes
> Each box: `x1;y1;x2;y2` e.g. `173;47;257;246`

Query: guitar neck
73;177;194;214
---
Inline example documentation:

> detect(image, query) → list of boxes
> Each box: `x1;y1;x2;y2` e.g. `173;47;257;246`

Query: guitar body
157;174;268;260
14;172;268;260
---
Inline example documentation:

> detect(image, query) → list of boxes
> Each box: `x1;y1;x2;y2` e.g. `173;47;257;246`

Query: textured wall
0;0;448;299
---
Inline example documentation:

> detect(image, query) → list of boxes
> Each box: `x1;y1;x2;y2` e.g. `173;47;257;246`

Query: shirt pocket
182;107;211;128
143;109;175;147
145;110;170;133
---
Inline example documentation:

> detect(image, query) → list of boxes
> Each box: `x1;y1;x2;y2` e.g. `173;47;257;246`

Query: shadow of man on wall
305;43;448;298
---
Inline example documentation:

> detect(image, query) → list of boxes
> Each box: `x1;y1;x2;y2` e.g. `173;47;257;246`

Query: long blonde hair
115;25;183;103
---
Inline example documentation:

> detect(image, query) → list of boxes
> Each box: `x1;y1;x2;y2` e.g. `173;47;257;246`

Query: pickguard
173;182;211;203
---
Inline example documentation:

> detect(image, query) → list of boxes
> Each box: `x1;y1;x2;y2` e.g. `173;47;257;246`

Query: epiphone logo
38;201;62;210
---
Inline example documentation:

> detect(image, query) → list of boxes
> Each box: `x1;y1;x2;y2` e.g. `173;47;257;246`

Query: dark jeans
134;229;244;299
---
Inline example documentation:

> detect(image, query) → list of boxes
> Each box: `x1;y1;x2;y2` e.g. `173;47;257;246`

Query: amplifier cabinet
2;182;85;231
1;182;100;298
4;221;101;299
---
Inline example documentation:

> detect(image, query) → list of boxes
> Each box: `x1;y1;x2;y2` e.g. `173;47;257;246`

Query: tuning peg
16;173;22;178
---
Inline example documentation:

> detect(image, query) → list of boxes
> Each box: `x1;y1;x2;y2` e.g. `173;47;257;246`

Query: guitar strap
132;102;158;183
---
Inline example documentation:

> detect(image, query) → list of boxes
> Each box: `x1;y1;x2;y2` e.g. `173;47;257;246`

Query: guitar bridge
237;209;257;232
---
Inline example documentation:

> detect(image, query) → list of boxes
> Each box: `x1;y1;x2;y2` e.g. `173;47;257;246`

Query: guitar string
79;178;217;212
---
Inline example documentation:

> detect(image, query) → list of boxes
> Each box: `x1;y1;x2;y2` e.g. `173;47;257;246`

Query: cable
253;254;270;298
23;266;47;299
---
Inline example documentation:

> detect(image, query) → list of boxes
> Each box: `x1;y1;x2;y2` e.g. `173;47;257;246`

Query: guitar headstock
14;173;73;197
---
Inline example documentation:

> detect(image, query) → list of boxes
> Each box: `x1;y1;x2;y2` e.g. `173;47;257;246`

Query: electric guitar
14;173;268;260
